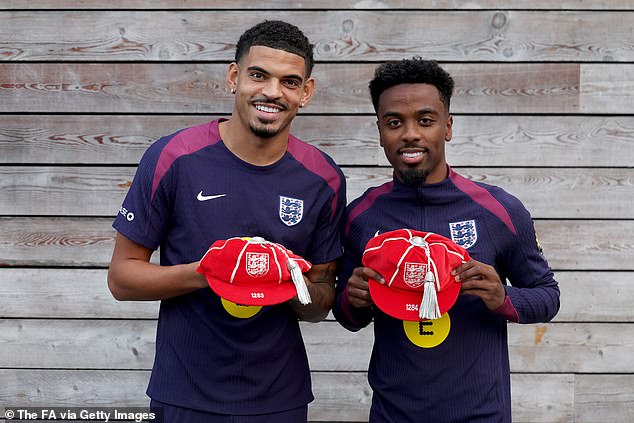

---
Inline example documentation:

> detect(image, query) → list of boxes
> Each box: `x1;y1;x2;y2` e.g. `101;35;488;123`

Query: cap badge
246;252;269;277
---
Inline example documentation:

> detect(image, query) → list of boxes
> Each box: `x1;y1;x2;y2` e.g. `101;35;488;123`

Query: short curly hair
235;20;314;77
369;58;454;113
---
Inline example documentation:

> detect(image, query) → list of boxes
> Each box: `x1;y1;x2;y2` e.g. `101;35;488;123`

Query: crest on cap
279;196;304;226
246;252;269;277
197;237;312;306
363;229;471;321
404;263;427;288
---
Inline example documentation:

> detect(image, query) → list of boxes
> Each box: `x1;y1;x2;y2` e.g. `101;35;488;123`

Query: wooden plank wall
1;2;633;422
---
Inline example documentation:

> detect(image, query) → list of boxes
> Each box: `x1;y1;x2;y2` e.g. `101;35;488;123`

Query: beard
248;96;289;139
399;168;430;186
249;122;278;139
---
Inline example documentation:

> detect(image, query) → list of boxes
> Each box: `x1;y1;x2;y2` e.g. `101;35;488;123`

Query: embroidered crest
404;262;427;288
279;196;304;226
246;252;269;277
449;220;477;249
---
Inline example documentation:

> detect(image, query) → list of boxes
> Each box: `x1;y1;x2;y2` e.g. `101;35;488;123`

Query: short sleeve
112;140;172;250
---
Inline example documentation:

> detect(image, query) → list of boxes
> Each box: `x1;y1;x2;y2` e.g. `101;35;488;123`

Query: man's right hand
346;266;384;308
107;232;208;301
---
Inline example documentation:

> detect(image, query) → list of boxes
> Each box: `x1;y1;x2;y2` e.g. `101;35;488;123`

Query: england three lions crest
246;252;269;277
404;262;428;288
450;220;477;249
279;196;304;226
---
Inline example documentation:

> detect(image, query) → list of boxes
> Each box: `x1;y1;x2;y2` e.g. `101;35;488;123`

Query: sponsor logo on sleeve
119;206;135;222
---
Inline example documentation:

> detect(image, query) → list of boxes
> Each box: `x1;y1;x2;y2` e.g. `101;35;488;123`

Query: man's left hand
452;259;506;310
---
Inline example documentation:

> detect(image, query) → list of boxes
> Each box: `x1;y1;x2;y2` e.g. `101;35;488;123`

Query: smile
255;104;281;113
402;151;423;159
399;149;428;165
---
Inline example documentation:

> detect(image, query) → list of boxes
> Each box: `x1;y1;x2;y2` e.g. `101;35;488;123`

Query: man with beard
333;58;559;422
108;20;346;422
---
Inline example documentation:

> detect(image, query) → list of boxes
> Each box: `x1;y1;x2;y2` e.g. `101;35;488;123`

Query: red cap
362;229;470;321
197;237;312;306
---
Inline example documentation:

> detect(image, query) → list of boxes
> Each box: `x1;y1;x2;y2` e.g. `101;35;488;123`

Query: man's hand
452;259;506;310
346;267;384;308
289;260;337;322
108;233;208;301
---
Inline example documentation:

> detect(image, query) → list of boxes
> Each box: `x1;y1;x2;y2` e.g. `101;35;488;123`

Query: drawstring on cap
411;235;441;320
287;258;311;305
420;269;440;320
198;236;312;306
363;229;468;321
269;241;312;305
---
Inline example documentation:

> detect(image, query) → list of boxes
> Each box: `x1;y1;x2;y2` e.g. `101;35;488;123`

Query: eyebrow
247;66;304;83
381;107;440;120
380;111;402;120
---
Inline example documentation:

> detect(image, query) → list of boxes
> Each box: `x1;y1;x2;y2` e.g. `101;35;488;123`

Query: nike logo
197;191;226;201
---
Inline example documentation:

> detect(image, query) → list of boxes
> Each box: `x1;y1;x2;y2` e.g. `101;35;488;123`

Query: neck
219;119;289;166
395;163;449;187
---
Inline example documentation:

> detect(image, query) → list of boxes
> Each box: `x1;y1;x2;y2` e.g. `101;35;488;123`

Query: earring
231;88;235;94
299;102;304;108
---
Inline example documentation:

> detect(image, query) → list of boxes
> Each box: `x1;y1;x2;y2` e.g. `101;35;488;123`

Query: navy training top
334;167;560;423
113;119;346;415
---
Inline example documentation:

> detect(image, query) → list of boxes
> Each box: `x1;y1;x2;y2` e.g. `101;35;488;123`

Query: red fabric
363;229;470;321
493;295;520;323
197;237;311;306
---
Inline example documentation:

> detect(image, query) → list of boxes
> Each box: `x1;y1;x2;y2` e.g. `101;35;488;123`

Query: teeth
256;105;279;113
402;152;423;158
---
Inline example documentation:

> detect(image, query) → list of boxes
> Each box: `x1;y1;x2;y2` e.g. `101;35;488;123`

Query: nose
261;78;283;99
401;122;421;144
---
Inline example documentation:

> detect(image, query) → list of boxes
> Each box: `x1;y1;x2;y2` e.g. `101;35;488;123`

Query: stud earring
231;88;235;94
299;102;304;108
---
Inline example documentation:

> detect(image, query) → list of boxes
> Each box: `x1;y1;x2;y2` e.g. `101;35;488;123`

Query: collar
391;164;454;191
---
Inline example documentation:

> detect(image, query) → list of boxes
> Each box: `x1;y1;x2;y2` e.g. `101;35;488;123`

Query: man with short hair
108;20;346;422
333;58;560;422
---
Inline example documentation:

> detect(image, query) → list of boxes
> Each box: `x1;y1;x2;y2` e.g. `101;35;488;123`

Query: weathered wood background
1;2;633;422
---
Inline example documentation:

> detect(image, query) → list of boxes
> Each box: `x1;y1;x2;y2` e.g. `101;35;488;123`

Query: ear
299;77;316;107
445;114;453;142
226;62;239;93
376;120;384;147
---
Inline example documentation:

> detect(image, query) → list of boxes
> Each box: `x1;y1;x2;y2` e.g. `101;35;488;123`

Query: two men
109;19;559;422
